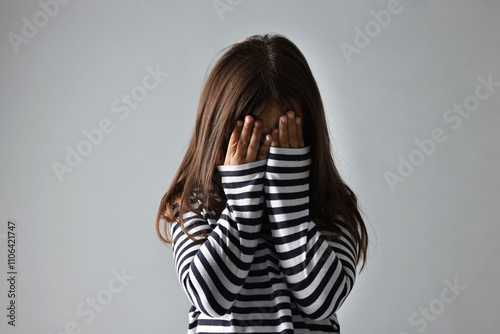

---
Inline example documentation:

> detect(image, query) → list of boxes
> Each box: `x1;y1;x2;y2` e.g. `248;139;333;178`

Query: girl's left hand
271;111;305;148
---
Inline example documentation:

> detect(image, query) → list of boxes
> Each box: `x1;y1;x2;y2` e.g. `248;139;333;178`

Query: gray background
1;0;499;333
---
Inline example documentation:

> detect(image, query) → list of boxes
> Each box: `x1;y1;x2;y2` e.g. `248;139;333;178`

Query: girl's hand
271;111;305;148
224;115;272;166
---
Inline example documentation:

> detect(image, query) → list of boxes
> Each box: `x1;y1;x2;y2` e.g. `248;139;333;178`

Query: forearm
172;159;266;318
265;146;357;320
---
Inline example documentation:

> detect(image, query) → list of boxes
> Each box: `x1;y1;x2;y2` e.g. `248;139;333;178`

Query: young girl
156;33;369;333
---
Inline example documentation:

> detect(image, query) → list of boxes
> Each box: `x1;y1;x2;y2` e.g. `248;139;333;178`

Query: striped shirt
170;146;358;333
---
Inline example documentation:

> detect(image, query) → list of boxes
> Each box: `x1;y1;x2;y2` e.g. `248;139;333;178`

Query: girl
156;33;369;333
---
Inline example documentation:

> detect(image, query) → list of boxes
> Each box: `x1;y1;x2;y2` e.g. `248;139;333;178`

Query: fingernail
245;116;252;123
295;117;300;124
254;121;261;128
281;116;287;124
287;111;294;119
237;120;243;126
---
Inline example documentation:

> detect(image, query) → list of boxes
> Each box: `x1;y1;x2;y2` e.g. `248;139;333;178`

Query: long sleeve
170;159;266;318
264;145;358;320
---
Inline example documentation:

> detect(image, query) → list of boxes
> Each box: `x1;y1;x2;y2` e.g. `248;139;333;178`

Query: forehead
256;101;303;120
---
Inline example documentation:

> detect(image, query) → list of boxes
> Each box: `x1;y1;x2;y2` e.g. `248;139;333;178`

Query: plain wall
0;0;499;333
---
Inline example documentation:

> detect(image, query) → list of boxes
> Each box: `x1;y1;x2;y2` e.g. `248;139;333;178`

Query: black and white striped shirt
170;146;358;333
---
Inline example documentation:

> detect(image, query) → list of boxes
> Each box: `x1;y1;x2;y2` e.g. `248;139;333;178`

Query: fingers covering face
271;128;279;147
276;111;304;148
279;115;289;147
225;120;243;162
246;119;262;161
224;116;271;165
286;111;298;148
224;109;305;165
295;117;305;148
257;134;272;160
237;116;254;157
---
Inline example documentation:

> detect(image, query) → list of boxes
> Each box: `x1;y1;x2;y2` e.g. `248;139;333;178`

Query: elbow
197;305;229;318
183;279;231;318
296;298;345;321
293;295;335;321
296;304;335;321
304;306;337;321
186;290;230;318
295;276;355;321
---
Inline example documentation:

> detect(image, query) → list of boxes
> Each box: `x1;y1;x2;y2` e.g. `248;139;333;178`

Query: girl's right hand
224;115;272;166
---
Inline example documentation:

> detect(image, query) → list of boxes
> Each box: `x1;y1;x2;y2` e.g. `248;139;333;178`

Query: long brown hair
156;33;369;272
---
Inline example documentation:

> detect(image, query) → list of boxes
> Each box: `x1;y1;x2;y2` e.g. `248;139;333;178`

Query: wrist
217;159;266;208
